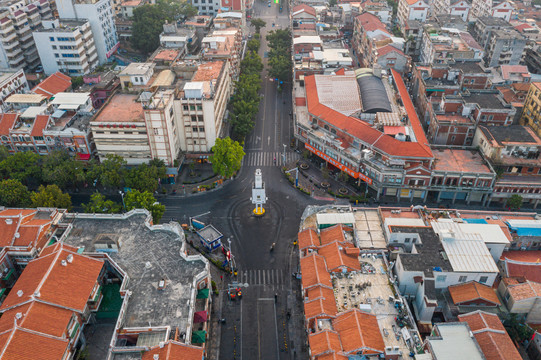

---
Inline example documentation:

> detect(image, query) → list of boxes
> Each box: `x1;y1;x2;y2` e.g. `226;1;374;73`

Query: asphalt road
159;2;329;359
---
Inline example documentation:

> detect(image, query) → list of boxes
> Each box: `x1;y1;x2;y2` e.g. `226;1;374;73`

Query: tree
131;0;198;54
124;190;165;223
266;30;292;83
0;179;31;207
125;160;166;193
71;76;84;89
0;146;9;162
88;154;126;189
83;193;122;214
42;150;86;189
250;18;266;33
0;151;41;184
247;38;260;52
31;185;72;210
209;137;245;178
506;195;523;210
329;0;337;5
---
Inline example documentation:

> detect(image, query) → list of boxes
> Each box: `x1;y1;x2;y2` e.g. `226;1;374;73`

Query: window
436;275;447;282
153;128;159;135
34;136;44;141
52;45;57;49
479;276;488;284
458;276;467;283
49;37;54;41
199;127;205;132
54;53;59;58
404;238;410;243
192;127;198;132
197;105;202;110
183;105;189;111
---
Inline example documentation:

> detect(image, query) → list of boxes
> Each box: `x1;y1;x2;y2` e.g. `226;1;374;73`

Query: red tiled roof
0;113;19;136
448;281;501;306
304;285;338;320
507;281;541;301
0;209;55;249
320;224;347;246
300;253;332;290
318;242;360;272
299;228;319;249
514;23;533;33
500;65;530;80
0;327;69;359
332;309;385;354
0;302;73;338
31;72;71;98
293;3;316;17
309;330;343;357
304;70;432;159
0;244;104;312
355;12;389;34
30;115;50;137
376;44;406;57
142;341;204;360
501;251;541;283
459;311;521;360
404;0;427;5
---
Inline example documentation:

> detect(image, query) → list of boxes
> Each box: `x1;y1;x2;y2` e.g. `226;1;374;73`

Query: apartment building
33;19;99;76
0;0;54;71
521;82;541;138
362;0;392;26
419;25;483;65
0;69;28;111
55;0;119;63
90;93;151;164
397;0;429;32
201;27;242;85
176;60;230;155
118;62;155;89
431;0;471;21
141;89;180;167
353;12;410;73
474;125;541;208
471;0;513;21
483;28;527;68
191;0;220;16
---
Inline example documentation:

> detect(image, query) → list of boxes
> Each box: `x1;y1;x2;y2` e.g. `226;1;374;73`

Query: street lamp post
282;143;287;165
119;191;126;211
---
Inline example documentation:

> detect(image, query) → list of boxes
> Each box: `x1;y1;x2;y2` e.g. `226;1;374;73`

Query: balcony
1;32;16;43
6;47;23;57
2;40;17;50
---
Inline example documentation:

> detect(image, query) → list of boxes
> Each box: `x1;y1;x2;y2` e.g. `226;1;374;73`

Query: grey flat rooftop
450;61;485;74
63;213;207;334
390;226;452;276
481;125;537;145
427;323;485;360
464;92;506;109
197;224;222;242
477;16;511;27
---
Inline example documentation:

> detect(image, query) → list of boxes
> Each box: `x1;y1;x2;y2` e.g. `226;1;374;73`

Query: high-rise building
55;0;119;63
33;19;99;76
0;0;54;71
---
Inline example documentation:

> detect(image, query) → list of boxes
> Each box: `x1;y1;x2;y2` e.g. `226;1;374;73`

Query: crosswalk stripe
242;151;300;167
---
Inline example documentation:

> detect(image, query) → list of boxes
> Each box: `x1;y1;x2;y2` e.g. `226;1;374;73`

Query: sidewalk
161;162;226;196
283;154;369;204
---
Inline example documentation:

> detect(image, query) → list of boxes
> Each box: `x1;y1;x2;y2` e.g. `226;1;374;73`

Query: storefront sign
305;143;373;185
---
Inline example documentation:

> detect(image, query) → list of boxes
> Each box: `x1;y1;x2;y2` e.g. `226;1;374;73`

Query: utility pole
282;143;287;165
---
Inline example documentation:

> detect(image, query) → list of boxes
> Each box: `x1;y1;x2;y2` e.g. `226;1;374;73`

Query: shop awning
192;330;207;343
196;288;210;299
194;310;207;323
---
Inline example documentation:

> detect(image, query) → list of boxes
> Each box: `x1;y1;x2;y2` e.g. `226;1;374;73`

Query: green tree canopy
131;0;198;54
209;137;245;178
31;185;72;210
250;18;266;33
42;150;86;189
0;179;31;207
0;151;41;184
0;146;9;162
247;38;261;53
506;194;523;210
83;193;122;214
71;76;84;89
88;154;127;189
125;159;166;193
124;190;165;223
266;29;292;83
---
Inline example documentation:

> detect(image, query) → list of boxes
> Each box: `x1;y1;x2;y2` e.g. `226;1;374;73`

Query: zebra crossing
236;269;285;290
243;151;300;167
